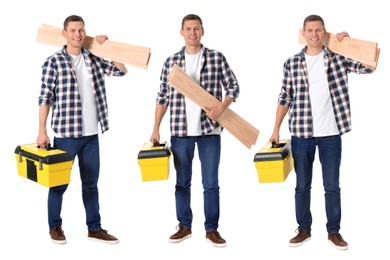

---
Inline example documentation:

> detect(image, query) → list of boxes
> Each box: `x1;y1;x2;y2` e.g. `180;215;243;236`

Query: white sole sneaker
169;234;192;243
328;239;348;250
206;237;227;248
289;236;311;247
88;237;119;244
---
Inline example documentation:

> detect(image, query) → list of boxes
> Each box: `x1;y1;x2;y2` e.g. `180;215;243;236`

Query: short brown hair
303;14;325;29
63;15;85;30
181;14;203;29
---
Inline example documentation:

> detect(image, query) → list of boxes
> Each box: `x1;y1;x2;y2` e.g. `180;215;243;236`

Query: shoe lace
56;226;64;234
332;233;344;241
176;225;187;231
295;228;307;237
208;230;222;239
53;226;64;237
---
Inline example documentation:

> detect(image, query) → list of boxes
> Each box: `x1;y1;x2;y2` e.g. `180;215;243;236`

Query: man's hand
336;31;350;42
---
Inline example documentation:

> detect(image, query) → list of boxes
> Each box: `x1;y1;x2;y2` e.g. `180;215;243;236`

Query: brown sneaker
169;225;192;243
328;233;348;250
289;228;311;247
49;226;67;245
88;229;119;244
206;230;227;248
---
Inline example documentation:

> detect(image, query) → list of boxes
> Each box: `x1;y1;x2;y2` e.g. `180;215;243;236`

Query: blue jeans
49;135;101;231
291;135;342;234
170;135;221;232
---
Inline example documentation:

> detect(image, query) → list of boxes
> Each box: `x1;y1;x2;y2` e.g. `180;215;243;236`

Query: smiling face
180;19;204;52
62;21;86;55
302;20;326;55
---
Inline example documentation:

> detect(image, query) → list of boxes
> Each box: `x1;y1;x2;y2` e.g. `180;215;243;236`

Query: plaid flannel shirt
156;46;240;136
278;46;374;138
38;46;125;138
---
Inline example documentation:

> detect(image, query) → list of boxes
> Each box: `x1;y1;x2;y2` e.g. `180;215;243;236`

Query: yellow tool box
253;139;294;183
14;143;74;187
137;141;171;181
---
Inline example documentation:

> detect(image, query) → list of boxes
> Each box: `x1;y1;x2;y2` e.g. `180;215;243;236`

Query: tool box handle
153;140;167;148
37;144;55;150
271;141;286;148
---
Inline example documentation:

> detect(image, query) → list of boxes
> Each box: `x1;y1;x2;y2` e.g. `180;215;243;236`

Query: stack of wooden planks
168;65;259;149
36;23;151;69
298;29;379;69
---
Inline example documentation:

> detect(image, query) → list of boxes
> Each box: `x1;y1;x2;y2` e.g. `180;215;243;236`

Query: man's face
180;19;204;48
302;21;326;49
62;21;86;49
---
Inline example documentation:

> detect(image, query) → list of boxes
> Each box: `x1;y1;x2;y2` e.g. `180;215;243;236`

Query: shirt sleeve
38;58;57;106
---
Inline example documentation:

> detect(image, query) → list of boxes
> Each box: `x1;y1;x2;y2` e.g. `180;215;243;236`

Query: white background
1;0;388;259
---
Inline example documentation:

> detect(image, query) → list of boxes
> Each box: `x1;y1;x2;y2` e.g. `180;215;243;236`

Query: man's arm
150;104;168;143
36;104;51;148
269;104;289;144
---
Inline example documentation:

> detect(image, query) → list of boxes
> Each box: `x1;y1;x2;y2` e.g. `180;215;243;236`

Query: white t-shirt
70;53;98;136
184;50;202;136
305;51;339;137
184;49;221;136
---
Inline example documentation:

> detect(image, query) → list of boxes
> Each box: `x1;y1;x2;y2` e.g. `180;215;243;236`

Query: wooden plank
298;29;379;69
218;109;257;148
168;64;259;149
37;24;151;69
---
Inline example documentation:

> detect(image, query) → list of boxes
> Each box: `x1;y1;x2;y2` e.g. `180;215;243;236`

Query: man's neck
185;45;202;55
66;45;82;56
305;46;323;56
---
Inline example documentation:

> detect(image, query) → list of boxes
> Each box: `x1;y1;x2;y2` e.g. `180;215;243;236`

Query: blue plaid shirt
278;46;374;138
156;46;240;136
38;46;125;138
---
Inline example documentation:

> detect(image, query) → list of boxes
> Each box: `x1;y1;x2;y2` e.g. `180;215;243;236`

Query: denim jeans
170;135;221;231
291;135;342;234
49;135;101;231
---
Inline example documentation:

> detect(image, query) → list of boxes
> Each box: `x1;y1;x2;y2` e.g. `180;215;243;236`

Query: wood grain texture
298;29;379;68
37;24;151;69
168;65;259;149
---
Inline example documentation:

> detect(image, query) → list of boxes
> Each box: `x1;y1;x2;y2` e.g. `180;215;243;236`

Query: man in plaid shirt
150;14;239;248
36;15;127;245
269;14;375;250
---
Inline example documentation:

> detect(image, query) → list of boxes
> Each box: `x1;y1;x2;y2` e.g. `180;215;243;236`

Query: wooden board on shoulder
37;23;151;69
298;29;379;69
